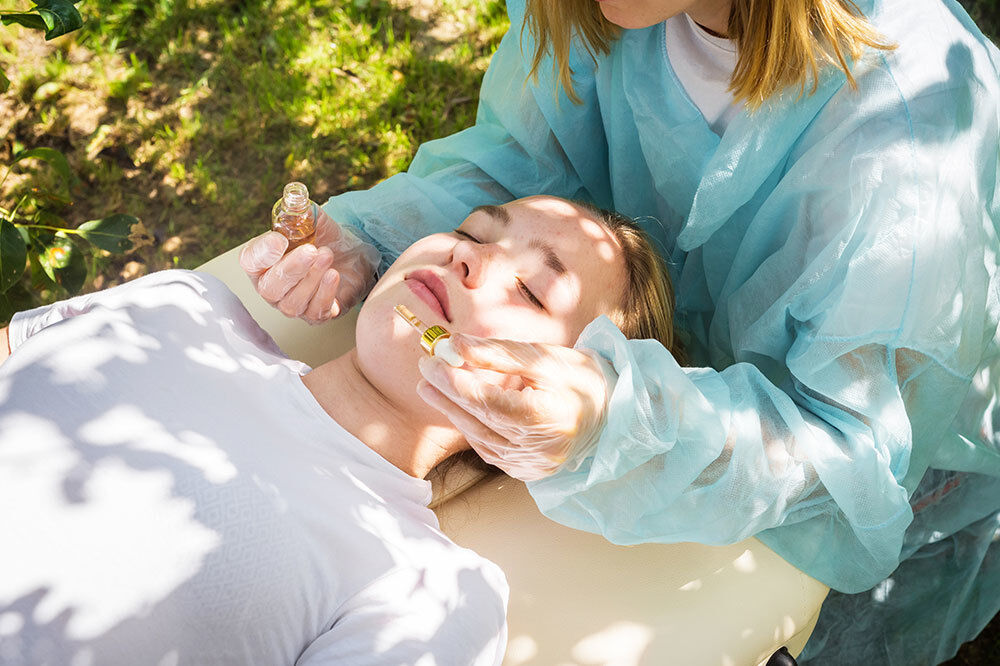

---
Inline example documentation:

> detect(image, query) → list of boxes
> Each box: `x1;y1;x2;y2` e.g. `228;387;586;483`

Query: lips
405;270;451;322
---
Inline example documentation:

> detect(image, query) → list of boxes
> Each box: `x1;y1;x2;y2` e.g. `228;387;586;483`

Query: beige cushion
199;245;829;665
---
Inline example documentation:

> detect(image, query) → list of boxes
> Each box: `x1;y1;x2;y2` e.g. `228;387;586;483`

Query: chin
599;5;659;29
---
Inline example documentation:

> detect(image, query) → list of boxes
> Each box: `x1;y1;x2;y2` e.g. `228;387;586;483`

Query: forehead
486;196;627;322
501;196;621;260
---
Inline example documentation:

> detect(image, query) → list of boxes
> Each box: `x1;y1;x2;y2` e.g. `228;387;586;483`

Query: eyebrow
529;238;567;276
471;204;510;226
470;203;568;277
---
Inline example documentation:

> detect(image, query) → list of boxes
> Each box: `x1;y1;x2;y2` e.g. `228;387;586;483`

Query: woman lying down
0;195;676;665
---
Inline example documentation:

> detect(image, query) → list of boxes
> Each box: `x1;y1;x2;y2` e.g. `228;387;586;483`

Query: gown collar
671;0;879;251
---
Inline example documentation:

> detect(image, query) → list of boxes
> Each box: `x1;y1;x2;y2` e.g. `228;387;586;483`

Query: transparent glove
239;205;381;324
416;333;615;481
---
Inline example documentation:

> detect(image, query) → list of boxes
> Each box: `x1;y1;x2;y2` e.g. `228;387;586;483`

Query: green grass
0;0;508;304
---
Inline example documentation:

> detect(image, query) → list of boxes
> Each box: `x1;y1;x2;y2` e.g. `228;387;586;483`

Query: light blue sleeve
529;16;1000;594
321;0;611;275
538;319;919;593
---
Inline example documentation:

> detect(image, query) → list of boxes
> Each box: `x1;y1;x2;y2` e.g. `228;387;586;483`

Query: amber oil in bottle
272;182;316;249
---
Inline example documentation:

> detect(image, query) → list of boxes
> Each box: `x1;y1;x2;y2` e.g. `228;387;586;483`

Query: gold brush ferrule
395;304;452;358
420;325;451;355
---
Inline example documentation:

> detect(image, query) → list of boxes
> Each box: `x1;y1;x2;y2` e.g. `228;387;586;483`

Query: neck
686;0;732;38
301;351;465;479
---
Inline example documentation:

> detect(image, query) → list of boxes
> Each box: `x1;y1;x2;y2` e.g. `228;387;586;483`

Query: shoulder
376;531;508;633
371;554;508;661
82;270;276;352
147;268;237;303
863;0;1000;106
392;516;510;611
118;269;257;322
88;269;237;310
298;549;508;665
799;0;1000;175
8;269;237;347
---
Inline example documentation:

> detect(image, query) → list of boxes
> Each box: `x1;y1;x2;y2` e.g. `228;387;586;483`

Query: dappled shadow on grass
1;0;507;312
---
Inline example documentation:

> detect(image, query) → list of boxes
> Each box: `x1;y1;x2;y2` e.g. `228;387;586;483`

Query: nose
450;238;498;289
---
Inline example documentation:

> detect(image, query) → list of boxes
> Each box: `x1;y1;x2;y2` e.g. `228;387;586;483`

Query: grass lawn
1;0;999;662
0;0;508;311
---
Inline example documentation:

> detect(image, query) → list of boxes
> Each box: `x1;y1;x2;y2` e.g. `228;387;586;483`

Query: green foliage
1;1;138;321
0;1;82;89
0;146;138;319
0;0;82;40
77;213;135;252
0;220;26;291
0;0;509;272
10;147;71;183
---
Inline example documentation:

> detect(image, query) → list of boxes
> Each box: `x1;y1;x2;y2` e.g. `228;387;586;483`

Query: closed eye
455;229;544;310
516;276;545;310
454;229;482;243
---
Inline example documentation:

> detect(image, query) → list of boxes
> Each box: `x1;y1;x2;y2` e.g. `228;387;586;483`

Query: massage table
199;246;829;666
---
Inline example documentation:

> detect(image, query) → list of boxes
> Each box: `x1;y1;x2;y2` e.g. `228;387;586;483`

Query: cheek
463;308;576;347
355;301;426;399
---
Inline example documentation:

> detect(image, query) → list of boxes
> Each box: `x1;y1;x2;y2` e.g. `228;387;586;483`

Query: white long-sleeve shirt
0;270;508;666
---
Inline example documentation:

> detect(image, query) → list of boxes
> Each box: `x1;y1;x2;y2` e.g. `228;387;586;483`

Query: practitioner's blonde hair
523;0;896;107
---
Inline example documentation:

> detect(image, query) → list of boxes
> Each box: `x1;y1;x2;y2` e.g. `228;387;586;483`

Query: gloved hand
415;333;615;481
239;205;381;324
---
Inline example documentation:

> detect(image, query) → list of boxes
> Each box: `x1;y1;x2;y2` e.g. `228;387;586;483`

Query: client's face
355;196;626;417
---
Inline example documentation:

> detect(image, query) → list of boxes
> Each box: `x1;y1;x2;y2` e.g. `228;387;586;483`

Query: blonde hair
523;0;896;107
577;202;683;362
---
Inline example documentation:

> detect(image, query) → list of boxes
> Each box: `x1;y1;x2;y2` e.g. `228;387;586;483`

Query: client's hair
574;201;682;360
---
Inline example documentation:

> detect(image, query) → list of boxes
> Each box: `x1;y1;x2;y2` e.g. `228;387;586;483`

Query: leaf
0;220;28;293
0;68;9;94
0;291;13;324
27;248;56;289
0;12;48;33
59;245;87;292
11;147;73;185
37;235;85;292
77;214;137;253
38;236;80;292
0;1;82;40
36;238;60;283
34;0;83;39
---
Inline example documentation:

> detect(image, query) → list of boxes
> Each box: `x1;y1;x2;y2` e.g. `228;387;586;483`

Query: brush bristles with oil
394;304;426;332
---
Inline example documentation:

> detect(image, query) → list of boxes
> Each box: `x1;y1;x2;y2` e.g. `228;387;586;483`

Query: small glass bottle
272;181;316;250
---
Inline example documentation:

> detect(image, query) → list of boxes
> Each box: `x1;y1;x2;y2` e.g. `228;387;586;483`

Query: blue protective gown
324;0;1000;662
